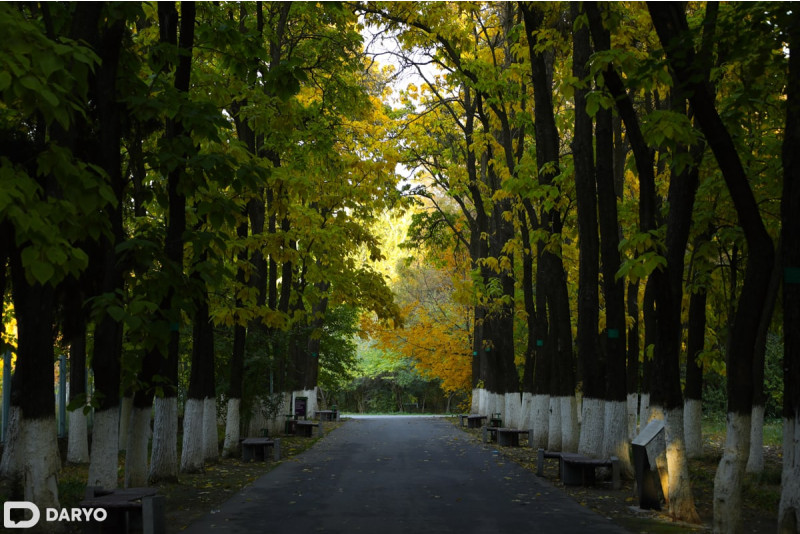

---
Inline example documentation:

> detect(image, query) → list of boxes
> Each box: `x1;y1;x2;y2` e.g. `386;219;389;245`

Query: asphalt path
185;416;628;534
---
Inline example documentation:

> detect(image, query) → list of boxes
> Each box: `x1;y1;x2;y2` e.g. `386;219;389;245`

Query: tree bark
684;273;707;459
150;0;196;484
570;2;603;458
779;8;800;531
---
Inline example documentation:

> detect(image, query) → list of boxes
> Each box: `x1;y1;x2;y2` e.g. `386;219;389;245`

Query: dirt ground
1;417;781;533
455;421;781;533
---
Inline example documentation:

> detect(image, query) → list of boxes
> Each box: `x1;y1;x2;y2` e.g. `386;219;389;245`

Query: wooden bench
80;486;164;534
536;448;620;489
466;415;487;428
241;437;281;462
296;420;323;437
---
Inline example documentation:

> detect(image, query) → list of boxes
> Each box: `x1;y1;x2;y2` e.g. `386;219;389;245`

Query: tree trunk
779;8;800;531
9;252;60;509
84;10;127;493
150;0;196;484
746;254;780;474
223;220;248;458
181;263;217;473
684;280;707;459
584;3;636;477
571;1;603;459
626;279;641;439
66;308;90;464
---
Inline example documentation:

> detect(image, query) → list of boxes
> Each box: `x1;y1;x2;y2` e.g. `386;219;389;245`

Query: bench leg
562;461;583;486
537;448;545;476
143;495;165;534
528;429;534;448
610;456;621;490
318;421;324;437
273;438;281;461
482;426;488;443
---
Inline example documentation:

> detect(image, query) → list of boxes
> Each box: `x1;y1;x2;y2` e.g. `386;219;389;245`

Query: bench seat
80;486;164;534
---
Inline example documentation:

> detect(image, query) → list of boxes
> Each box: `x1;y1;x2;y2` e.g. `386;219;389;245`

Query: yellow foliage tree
364;242;473;397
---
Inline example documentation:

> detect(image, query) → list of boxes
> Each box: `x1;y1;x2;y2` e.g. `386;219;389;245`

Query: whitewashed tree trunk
471;388;480;414
547;397;562;451
684;399;703;459
779;413;800;532
247;400;267;438
627;392;639;440
124;406;151;488
149;396;178;483
579;397;604;457
639;392;651;426
745;404;765;474
561;396;579;452
491;392;504;420
181;398;205;473
222;397;241;457
21;417;60;511
713;412;751;532
504;392;522;429
203;397;219;463
118;396;133;451
532;394;550;449
88;407;120;490
0;406;22;480
67;407;89;463
664;407;700;522
603;400;633;476
520;392;534;430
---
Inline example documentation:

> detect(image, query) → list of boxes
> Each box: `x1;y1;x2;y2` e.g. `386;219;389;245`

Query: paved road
185;417;628;534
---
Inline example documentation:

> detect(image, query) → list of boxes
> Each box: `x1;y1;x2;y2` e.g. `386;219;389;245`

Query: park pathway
185;416;628;534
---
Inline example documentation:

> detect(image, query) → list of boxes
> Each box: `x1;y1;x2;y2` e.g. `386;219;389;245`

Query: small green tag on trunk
536;339;544;347
785;267;800;284
608;328;620;339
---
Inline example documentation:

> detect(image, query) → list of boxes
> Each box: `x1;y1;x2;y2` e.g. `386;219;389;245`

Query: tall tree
521;2;577;449
649;3;776;531
569;2;602;457
150;0;196;484
779;7;800;531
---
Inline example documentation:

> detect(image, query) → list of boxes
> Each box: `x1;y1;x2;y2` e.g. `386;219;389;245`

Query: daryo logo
3;501;107;529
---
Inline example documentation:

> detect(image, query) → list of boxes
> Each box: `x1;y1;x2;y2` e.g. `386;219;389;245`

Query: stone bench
466;415;487;428
496;428;532;447
296;420;323;437
482;427;532;447
80;486;164;534
241;437;281;462
536;448;620;489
